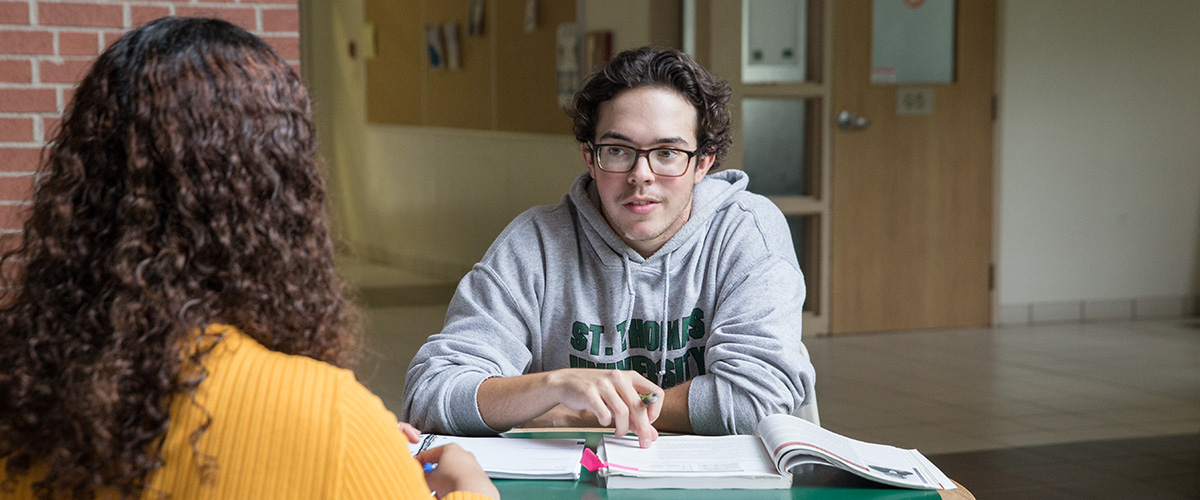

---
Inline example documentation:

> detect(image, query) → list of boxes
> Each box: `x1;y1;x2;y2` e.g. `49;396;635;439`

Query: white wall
996;0;1200;320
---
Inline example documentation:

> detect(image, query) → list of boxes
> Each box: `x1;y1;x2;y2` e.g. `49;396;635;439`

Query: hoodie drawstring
658;253;671;382
622;253;672;386
622;255;636;350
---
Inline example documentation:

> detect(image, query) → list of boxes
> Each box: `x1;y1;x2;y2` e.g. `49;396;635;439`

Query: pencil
639;392;659;406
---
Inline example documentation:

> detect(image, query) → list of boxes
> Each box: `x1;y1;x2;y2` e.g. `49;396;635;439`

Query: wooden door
830;0;995;333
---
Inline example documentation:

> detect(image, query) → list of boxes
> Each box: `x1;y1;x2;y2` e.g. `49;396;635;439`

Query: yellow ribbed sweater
1;325;490;500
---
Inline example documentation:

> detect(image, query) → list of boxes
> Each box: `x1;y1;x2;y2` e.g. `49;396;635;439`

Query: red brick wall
0;0;300;244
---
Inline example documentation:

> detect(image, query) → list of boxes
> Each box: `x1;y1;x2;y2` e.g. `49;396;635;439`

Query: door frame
699;0;834;335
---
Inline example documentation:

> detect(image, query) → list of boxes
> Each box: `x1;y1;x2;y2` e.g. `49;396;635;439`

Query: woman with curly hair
0;17;497;500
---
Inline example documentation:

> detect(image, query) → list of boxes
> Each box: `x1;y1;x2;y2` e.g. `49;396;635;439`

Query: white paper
425;25;444;70
524;0;538;32
758;414;956;490
596;415;957;490
555;23;579;107
409;434;585;480
467;0;485;36
443;22;461;70
602;435;783;478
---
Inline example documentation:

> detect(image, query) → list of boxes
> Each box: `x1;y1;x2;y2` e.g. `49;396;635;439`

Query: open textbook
408;434;586;480
599;413;956;490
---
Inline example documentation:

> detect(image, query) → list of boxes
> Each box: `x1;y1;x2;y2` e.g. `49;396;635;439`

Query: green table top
494;429;948;500
495;470;942;500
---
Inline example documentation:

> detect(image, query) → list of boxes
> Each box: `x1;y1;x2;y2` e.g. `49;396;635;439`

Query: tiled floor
339;259;1200;497
805;320;1199;455
927;434;1199;499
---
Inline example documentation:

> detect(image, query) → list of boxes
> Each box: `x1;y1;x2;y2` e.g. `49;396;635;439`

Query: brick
58;88;74;112
0;1;30;25
0;148;42;172
58;31;100;56
0;59;32;83
0;175;34;201
39;59;93;84
0;89;57;113
262;35;299;61
174;6;256;32
42;116;61;141
0;30;54;55
38;2;124;28
0;118;34;143
0;203;30;230
100;30;126;50
246;0;300;5
131;5;171;28
261;7;298;32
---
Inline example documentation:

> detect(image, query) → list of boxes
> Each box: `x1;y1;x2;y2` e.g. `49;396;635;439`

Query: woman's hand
416;443;500;500
397;421;421;443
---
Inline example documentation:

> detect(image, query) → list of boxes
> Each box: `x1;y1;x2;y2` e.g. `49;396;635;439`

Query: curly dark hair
0;17;357;499
567;47;733;166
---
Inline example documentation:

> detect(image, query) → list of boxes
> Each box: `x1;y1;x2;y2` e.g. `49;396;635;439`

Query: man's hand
547;368;663;447
477;368;664;448
522;404;598;428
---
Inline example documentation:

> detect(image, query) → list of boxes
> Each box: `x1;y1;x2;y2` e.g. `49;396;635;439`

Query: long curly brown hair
0;17;357;499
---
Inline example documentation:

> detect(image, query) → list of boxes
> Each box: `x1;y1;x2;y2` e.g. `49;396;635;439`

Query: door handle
837;110;871;131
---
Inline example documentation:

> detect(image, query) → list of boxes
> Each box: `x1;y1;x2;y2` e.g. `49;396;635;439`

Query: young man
402;48;815;448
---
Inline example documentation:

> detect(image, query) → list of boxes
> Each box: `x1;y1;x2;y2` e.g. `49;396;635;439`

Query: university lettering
567;308;709;388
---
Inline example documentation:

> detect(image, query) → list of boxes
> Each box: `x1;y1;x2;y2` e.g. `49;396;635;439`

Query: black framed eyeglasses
589;143;698;177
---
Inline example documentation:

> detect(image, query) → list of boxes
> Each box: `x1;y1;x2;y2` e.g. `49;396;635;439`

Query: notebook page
600;434;783;478
408;435;585;479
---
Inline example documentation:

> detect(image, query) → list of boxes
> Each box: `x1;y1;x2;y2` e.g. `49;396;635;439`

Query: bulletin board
364;0;422;126
365;0;576;135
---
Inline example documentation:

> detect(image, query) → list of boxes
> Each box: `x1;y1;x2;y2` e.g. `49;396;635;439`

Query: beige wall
353;127;579;277
307;0;580;280
996;0;1200;309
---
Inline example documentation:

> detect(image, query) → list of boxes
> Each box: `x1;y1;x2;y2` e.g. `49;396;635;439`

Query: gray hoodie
401;169;815;435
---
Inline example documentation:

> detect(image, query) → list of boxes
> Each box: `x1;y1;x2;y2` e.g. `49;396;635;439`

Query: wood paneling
366;0;574;134
365;0;421;125
494;0;574;134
